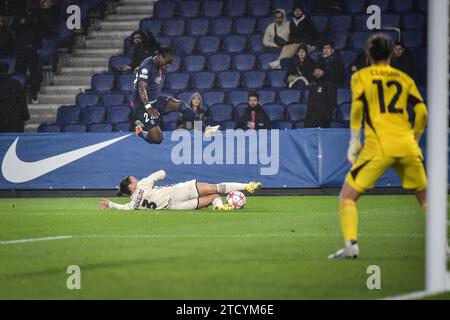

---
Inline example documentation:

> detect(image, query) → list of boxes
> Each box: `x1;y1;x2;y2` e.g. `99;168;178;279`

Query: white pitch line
382;290;450;300
0;236;72;245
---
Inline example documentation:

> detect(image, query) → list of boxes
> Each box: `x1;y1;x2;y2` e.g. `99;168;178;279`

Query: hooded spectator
317;40;345;86
391;41;422;84
263;9;290;51
180;92;209;130
236;92;271;130
286;43;316;91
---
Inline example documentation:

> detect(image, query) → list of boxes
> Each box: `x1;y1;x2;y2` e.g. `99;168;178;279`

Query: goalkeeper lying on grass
98;170;261;211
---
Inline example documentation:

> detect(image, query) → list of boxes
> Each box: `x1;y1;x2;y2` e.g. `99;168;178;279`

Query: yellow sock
421;202;427;213
340;200;358;241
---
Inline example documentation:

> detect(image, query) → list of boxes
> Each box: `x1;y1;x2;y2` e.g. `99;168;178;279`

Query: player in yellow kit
328;33;428;259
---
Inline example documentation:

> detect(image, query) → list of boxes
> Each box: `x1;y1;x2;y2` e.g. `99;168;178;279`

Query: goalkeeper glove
347;130;362;165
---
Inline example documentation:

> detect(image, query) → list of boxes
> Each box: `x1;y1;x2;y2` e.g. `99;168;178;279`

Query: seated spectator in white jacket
263;9;290;52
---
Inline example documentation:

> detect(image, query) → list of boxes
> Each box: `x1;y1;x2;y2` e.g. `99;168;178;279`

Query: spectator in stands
0;63;29;132
119;30;161;73
0;15;13;56
391;41;422;84
269;2;318;69
236;92;271;130
350;50;369;74
263;9;290;52
285;43;316;91
179;92;209;130
317;41;345;86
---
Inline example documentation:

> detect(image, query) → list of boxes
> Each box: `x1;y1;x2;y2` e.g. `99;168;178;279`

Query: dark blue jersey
133;56;163;105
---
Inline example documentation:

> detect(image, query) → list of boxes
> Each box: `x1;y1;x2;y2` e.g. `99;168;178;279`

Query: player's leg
133;101;164;144
196;181;262;197
161;96;196;122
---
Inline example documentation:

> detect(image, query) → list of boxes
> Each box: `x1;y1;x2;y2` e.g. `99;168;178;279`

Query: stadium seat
101;93;125;107
228;91;250;106
187;18;210;36
296;121;305;129
139;19;162;37
37;38;56;65
271;0;293;13
178;0;200;18
166;72;190;90
403;31;424;49
262;104;285;122
343;0;365;14
268;70;287;88
418;0;427;12
302;90;309;104
202;0;223;17
162;121;178;131
248;0;270;16
81;106;106;124
107;105;131;124
191;72;216;90
218;71;241;89
257;90;276;105
328;32;348;50
208;54;232;72
350;32;371;50
88;123;113;132
198;36;221;54
209;103;234;124
287;103;307;122
258;53;278;70
156;36;172;48
162;19;185;36
173;36;196;55
337;89;352;105
234;103;248;120
410;47;427;68
114;122;132;132
225;0;247;17
37;123;61;133
403;13;425;30
242;71;266;89
154;1;176;19
221;121;237;130
392;0;414;13
330;120;345;128
76;92;100;108
272;121;293;129
203;91;225;107
234;54;256;71
248;34;264;52
235;17;256;35
184;55;206;72
91;73;115;93
278;90;301;106
353;15;369;31
365;0;390;12
257;16;273;33
311;16;329;34
340;50;358;69
381;14;400;29
57;105;81;124
211;18;233;35
117;74;135;93
329;15;352;32
166;56;181;72
62;124;87;133
177;91;197;104
109;55;131;72
340;103;351;124
11;74;27;87
162;112;181;131
223;35;247;53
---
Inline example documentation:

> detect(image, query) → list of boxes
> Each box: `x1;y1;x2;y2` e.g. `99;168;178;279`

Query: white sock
216;183;247;194
212;196;223;207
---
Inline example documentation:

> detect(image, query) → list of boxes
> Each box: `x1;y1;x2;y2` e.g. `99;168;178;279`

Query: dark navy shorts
131;96;171;130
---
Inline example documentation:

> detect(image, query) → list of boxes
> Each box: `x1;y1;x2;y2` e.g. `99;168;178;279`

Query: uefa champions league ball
226;191;246;209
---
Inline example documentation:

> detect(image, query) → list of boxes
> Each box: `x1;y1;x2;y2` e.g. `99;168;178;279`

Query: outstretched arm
138;170;167;188
98;199;133;210
138;80;160;119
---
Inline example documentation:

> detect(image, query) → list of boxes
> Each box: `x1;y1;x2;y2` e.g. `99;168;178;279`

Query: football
226;191;246;209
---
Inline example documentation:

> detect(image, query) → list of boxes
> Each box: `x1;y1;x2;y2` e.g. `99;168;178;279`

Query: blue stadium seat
257;16;273;33
353;15;369;31
296;121;305;129
209;104;234;125
249;0;270;16
337;89;352;105
154;1;176;19
101;93;125;107
262;103;285;122
177;91;196;104
211;18;233;35
162;19;185;36
187;18;210;36
248;34;264;52
11;74;27;87
381;14;400;29
343;0;365;14
221;121;237;129
88;123;113;132
81;106;106;124
330;120;345;128
329;15;352;32
350;32;371;49
76;92;100;107
234;103;248;120
218;71;241;89
109;55;131;72
203;91;225;106
162;121;178;131
278;90;301;106
178;1;200;18
228;91;249;106
107;105;131;124
198;36;221;53
57;105;81;124
271;0;293;13
114;122;132;132
329;32;348;50
225;0;247;17
268;70;287;88
208;54;232;72
91;73;115;93
173;36;196;55
234;54;256;71
257;90;276;105
418;0;427;12
38;123;61;133
162;112;182;130
37;38;56;65
339;103;351;124
258;53;278;70
202;0;223;17
242;71;266;89
340;50;358;69
287;103;307;122
309;50;321;62
403;30;424;49
311;16;329;34
62;124;87;133
166;56;181;72
184;55;206;72
156;36;172;48
410;47;426;67
139;19;162;36
223;35;247;53
403;13;425;30
117;73;135;92
366;0;390;12
166;72;190;90
235;17;256;35
392;0;414;13
302;90;309;104
272;121;293;129
191;72;216;90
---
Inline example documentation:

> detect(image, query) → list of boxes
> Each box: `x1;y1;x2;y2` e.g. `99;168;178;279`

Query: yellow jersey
350;64;427;157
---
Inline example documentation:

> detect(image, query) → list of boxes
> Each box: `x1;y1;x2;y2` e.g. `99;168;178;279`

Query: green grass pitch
0;195;448;300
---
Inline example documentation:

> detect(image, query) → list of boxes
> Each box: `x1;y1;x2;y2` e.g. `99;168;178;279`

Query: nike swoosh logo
2;134;131;183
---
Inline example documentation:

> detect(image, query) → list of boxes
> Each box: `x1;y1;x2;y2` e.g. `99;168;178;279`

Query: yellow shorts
345;150;428;193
